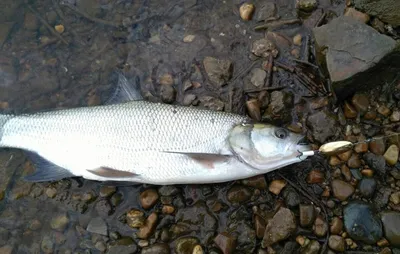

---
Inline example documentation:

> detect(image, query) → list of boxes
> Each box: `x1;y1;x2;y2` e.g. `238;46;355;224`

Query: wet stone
160;84;176;104
330;217;344;235
140;189;159;210
50;213;69;232
159;186;179;196
137;212;158;239
41;235;54;254
255;2;276;22
99;186;116;198
95;241;107;252
214;232;236;254
283;187;300;207
306;109;338;143
341;165;352;181
347;153;362;168
203;56;233;87
381;211;400;247
227;185;251;204
175;237;199;254
141;243;170;254
307;170;325;184
374;187;392;209
87;217;108;236
358;178;377;197
328;235;345;252
391;110;400;122
344;201;383;244
338;150;353;162
262;207;297;247
110;192;123;206
296;0;318;12
299;204;316;227
108;237;138;254
344;101;358;118
46;187;57;198
370;138;386;155
242;175;267;190
344;7;370;23
301;240;320;254
95;199;113;217
183;94;196;106
264;91;293;122
331;179;355;201
255;215;266;239
384;145;399;166
269;179;287;195
250;68;266;87
313;216;328;237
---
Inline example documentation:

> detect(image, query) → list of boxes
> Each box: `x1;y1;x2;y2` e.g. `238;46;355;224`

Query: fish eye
274;128;288;139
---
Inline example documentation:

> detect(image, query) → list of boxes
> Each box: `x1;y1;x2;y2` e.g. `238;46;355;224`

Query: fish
0;73;311;185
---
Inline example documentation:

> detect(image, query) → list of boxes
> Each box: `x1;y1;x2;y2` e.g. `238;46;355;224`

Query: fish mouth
297;136;309;146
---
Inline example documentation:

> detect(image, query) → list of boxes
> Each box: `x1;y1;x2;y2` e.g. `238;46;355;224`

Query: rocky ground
1;0;400;253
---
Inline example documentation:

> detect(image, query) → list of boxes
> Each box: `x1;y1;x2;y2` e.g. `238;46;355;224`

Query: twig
275;60;295;73
26;4;69;45
258;54;274;102
244;86;286;93
254;19;302;31
293;59;319;69
315;12;327;27
230;60;260;84
303;34;310;62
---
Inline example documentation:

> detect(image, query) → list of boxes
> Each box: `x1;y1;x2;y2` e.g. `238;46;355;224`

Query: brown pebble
344;101;358;118
137;212;158;239
162;205;175;214
214;232;236;254
140;189;159;210
299;204;316;227
126;209;145;228
293;34;302;46
355;142;369;153
369;138;386;155
384;144;399;166
377;238;389;247
377;105;391;117
361;169;374;177
296;235;307;246
380;247;392;254
290;48;300;59
328;235;345;252
341;165;352;181
159;73;174;86
246;99;261;121
344;7;370;23
351;93;369;114
347;153;361;168
329;156;342;166
239;3;255;21
54;24;65;34
330;217;343;235
269;179;287;195
242;175;267;190
331;179;355;201
338;150;352;162
0;101;8;109
255;215;266;239
307;170;325;184
390;110;400;122
364;109;377;120
313;216;328;237
322;186;330;197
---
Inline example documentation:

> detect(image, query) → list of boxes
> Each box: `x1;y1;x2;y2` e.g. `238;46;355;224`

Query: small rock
24;12;39;31
300;204;316;227
193;245;203;254
159;186;179;196
199;96;225;111
262;207;297;247
363;152;386;174
306;110;338;143
111;192;123;206
46;187;57;198
251;38;277;58
175;237;199;254
347;153;362;168
183;94;196;106
341;165;352;181
328;235;345;252
355;139;369;153
283;187;300;207
293;34;302;46
54;24;65;34
344;101;358;118
391;192;400;205
301;240;320;254
364;109;377;120
377;238;390;247
162;205;175;214
256;2;277;22
127;209;145;228
291;48;300;59
50;213;69;232
358;178;377;197
330;217;343;235
242;175;267;190
307;170;325;184
264;91;293;122
381;211;400;247
160;84;176;104
41;235;54;254
239;3;255;21
332;179;355;201
255;215;266;239
214;232;236;254
313;216;329;237
378;105;391;117
99;186;116;198
391;110;400;122
246;99;261;121
352;94;370;114
227;185;252;204
183;35;196;43
29;219;42;231
159;73;174;86
140;189;159;209
141;243;170;254
203;57;233;87
329;156;342;166
0;246;13;254
296;0;318;12
384;144;399;166
374;187;392;209
250;68;267;87
344;7;370;23
137;212;158;239
344;201;383;244
269;179;287;195
338;150;353;162
87;217;108;236
95;199;113;217
108;237;138;254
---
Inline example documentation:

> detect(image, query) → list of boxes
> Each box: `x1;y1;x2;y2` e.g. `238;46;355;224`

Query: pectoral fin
163;152;230;169
105;70;143;105
87;167;139;178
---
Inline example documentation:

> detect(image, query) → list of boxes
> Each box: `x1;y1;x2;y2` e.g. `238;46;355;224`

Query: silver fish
0;75;311;185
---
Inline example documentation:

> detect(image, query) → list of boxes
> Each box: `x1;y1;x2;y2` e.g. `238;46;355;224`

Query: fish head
228;123;311;171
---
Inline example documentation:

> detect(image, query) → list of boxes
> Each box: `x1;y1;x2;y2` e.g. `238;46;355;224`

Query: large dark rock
354;0;400;27
313;16;400;99
381;211;400;247
306;109;338;144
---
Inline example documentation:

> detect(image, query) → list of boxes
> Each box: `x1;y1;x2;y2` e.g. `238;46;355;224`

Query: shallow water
0;0;347;253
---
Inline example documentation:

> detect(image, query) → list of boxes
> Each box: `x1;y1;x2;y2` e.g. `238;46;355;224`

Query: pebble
299;204;316;227
242;175;267;190
256;3;277;22
192;245;203;254
214;232;236;254
255;215;266;239
162;205;175;214
50;213;69;232
358;178;377;197
391;192;400;205
141;243;170;254
378;105;391;117
338;150;352;162
291;48;300;59
183;35;196;43
331;179;355;201
246;99;261;121
329;156;342;166
307;170;325;184
283;187;300;207
160;84;176;104
302;240;320;254
313;216;328;237
87;217;108;236
391;110;400;122
99;186;116;198
29;219;42;231
183;94;196;106
41;235;54;254
137;212;158;239
296;0;317;11
269;179;286;195
355;140;369;153
108;237;137;254
227;185;252;204
344;101;358;118
126;209;145;228
251;38;277;58
363;152;386;174
239;3;255;21
95;241;107;252
54;24;65;34
159;186;179;196
140;189;159;209
175;237;199;254
364;109;377;120
203;56;233;87
351;93;369;114
262;207;296;247
95;199;113;217
381;211;400;247
377;238;390;247
344;201;383;244
347;153;362;168
0;246;13;254
344;7;370;23
250;68;267;87
111;192;123;206
384;144;399;166
341;165;352;181
328;235;345;252
293;34;302;46
330;217;343;235
45;187;57;198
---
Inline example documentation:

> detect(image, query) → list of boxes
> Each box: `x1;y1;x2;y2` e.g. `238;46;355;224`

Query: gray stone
255;2;277;22
313;16;399;99
381;211;400;247
203;56;233;87
354;0;400;27
87;217;108;236
306;109;338;143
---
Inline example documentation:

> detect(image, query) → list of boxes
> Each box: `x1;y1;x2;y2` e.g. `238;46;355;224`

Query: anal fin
24;152;74;182
87;167;139;178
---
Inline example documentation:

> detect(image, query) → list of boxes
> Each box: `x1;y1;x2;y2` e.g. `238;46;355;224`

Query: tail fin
0;114;12;142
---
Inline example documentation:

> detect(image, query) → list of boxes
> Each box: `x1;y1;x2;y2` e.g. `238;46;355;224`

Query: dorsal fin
105;70;144;105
